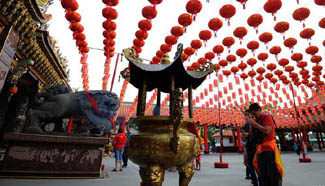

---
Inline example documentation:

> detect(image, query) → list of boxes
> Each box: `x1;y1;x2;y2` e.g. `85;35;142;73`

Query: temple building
0;0;70;140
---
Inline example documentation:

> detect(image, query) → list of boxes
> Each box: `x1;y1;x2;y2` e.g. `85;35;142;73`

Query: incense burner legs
177;162;195;186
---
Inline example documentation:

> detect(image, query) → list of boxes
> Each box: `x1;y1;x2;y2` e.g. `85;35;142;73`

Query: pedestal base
214;162;229;168
0;133;108;178
299;158;312;163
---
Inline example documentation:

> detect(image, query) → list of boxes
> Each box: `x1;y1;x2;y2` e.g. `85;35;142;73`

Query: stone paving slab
1;151;325;186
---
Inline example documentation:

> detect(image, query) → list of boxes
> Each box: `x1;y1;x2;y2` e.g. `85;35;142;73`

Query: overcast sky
47;0;324;109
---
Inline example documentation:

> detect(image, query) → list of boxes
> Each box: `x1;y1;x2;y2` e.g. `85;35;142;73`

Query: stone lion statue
26;89;120;137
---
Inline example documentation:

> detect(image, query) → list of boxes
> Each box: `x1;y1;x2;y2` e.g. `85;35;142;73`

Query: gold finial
161;53;170;64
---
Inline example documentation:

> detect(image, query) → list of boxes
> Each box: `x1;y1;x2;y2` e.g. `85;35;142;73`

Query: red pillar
67;117;74;133
237;126;243;152
302;128;310;149
231;128;236;147
121;119;126;133
204;124;209;154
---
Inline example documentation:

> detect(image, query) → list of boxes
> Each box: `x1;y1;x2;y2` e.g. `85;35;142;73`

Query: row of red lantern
114;79;129;120
61;0;89;54
101;0;119;90
61;0;90;91
150;0;204;64
144;89;158;114
124;96;138;122
131;0;163;56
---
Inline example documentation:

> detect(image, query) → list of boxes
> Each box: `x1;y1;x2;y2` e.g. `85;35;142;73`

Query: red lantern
319;18;325;28
186;0;202;20
267;63;277;71
238;62;247;71
69;22;84;33
259;32;273;49
138;20;152;31
102;7;118;20
291;53;303;62
297;61;307;69
133;38;144;47
247;41;259;56
257;53;268;62
236;48;247;60
205;52;215;61
240;73;248;80
257;67;266;75
315;0;325;6
236;0;248;9
182;54;188;62
135;30;148;40
192;62;201;68
233;27;248;45
199;30;212;46
247;14;263;33
103;0;119;6
274;69;283;76
283;38;297;53
248;70;257;78
75;33;86;40
102;20;116;30
213;45;224;59
270;78;278;84
142;6;157;20
219;59;228;68
263;0;282;21
184;47;195;56
156;50;164;58
208;18;223;37
191;40;202;52
278;58;289;67
305;46;319;56
178;13;193;32
132;46;142;54
256;75;264;82
160;44;172;53
65;11;81;23
311;55;322;64
293;7;310;27
171;26;184;38
274;21;289;40
269;46;281;60
226;54;236;63
214;64;221;71
103;30;115;39
279;74;287;81
300;28;315;45
61;0;79;11
165;35;177;45
148;0;162;6
247;58;257;67
231;66;239;74
152;56;161;63
187;66;194;71
223;70;231;77
285;65;294;73
219;4;236;26
265;73;273;80
222;37;235;53
198;57;207;64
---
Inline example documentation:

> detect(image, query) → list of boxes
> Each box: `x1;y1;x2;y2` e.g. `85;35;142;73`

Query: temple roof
126;44;210;93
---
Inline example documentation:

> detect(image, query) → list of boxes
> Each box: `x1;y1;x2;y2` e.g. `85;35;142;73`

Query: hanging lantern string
88;46;151;62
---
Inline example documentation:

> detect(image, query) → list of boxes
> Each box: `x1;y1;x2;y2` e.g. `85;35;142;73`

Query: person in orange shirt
112;128;128;172
246;103;284;186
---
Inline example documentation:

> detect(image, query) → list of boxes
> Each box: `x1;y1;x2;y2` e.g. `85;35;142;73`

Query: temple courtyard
1;151;324;186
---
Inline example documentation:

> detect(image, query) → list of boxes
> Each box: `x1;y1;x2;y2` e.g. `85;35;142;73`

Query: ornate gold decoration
177;163;195;186
120;67;130;80
140;165;165;186
122;48;143;63
161;53;170;64
170;88;183;154
195;61;216;74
